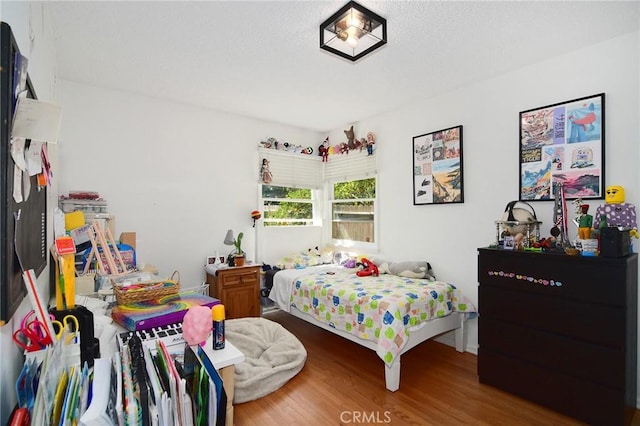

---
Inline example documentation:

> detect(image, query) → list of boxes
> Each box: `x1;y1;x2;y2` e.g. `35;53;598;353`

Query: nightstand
206;265;261;319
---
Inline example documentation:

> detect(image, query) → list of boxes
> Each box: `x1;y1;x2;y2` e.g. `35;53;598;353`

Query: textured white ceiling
46;1;639;132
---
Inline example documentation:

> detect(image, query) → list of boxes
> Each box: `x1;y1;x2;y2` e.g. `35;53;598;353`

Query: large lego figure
594;185;638;238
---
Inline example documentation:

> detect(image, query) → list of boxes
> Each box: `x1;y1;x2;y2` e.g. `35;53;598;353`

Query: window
331;177;376;243
261;185;316;227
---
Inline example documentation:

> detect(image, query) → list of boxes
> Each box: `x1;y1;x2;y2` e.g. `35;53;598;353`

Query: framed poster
519;93;605;201
412;125;464;205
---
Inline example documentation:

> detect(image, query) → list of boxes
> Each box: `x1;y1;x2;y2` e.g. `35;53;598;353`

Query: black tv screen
0;22;48;322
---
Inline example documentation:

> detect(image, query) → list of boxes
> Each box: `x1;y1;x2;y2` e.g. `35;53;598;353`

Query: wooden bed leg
385;360;400;392
454;320;465;352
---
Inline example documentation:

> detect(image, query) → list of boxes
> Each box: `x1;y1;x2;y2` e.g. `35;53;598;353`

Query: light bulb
346;26;358;37
346;35;358;48
348;16;362;29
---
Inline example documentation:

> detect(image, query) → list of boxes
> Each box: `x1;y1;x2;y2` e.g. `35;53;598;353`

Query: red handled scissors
12;310;54;352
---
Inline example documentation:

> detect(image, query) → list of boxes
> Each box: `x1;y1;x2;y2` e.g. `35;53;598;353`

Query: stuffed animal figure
356;257;379;277
343;258;357;268
340;142;349;154
260;137;277;149
320;246;333;264
345;125;356;150
377;260;435;280
259;140;272;149
319;138;329;162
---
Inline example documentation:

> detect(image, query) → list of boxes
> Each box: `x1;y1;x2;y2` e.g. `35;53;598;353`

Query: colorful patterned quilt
283;267;476;365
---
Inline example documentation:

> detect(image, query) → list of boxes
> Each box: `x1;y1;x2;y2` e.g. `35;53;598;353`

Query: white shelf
199;337;245;369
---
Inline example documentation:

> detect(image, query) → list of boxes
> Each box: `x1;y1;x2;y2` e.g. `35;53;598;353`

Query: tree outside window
332;177;376;243
262;185;314;226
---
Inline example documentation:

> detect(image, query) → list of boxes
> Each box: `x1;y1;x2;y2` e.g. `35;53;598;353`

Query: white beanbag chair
227;317;307;403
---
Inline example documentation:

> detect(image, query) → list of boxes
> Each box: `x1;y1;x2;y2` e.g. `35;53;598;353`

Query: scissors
51;314;80;344
12;310;54;352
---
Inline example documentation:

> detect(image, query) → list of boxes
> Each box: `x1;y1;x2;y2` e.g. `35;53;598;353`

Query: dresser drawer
478;249;631;306
479;285;625;348
479;348;627;425
219;269;259;287
479;317;624;388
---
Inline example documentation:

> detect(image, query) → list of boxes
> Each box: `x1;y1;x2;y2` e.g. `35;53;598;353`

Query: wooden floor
234;310;639;426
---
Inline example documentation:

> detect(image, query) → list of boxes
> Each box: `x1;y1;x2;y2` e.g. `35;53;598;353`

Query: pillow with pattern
275;252;322;270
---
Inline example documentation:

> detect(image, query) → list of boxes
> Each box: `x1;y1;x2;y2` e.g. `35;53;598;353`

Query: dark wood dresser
478;248;638;425
206;265;261;319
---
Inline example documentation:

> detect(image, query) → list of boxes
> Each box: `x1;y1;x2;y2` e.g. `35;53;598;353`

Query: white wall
0;4;58;423
352;29;639;389
57;81;322;286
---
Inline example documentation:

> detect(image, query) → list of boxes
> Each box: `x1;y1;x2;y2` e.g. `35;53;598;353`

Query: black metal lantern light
320;1;387;62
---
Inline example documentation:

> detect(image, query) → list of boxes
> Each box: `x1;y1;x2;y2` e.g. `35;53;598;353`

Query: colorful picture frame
519;93;605;201
412;125;464;205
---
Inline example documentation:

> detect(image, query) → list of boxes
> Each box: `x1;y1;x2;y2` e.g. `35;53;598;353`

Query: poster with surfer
519;93;604;201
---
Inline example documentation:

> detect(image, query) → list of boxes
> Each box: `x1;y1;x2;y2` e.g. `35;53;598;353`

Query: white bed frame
287;307;467;392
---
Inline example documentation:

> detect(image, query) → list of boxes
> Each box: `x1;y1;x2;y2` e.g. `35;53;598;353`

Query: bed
267;263;476;391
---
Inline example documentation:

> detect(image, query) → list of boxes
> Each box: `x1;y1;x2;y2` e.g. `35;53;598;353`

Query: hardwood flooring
234;310;639;426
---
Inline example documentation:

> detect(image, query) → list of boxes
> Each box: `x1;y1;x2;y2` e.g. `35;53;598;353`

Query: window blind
324;150;377;182
260;149;323;189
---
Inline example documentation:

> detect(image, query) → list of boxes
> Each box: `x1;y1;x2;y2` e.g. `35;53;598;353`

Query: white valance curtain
324;150;377;182
259;148;377;188
260;149;322;189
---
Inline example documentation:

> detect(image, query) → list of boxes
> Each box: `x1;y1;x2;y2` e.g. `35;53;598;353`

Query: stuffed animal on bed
356;257;379;277
343;258;357;268
377;260;436;280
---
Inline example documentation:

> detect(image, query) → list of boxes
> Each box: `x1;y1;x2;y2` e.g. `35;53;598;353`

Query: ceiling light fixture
320;1;387;62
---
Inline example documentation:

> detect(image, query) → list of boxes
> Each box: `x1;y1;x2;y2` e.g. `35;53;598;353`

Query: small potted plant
233;232;245;266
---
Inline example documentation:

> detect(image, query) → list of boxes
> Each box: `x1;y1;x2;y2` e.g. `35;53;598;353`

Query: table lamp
224;229;236;266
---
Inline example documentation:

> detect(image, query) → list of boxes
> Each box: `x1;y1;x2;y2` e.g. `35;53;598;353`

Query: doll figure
318;137;329;162
577;204;593;239
595;185;638;238
366;131;376;155
260;158;273;184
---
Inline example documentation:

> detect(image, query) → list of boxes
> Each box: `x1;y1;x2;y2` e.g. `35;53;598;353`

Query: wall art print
412;125;464;205
519;93;605;201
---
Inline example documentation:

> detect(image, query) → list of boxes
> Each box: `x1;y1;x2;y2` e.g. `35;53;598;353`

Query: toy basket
113;271;180;305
